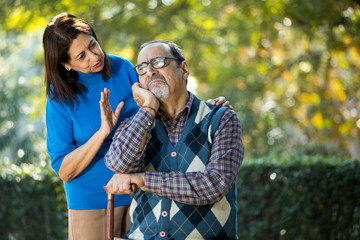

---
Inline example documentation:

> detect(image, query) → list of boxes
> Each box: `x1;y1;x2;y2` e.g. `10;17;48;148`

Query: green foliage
0;0;359;237
1;156;358;239
0;165;67;240
0;30;45;167
1;0;360;160
237;156;360;239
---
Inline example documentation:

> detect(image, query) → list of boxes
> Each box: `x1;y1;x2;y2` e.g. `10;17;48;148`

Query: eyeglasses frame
134;56;180;76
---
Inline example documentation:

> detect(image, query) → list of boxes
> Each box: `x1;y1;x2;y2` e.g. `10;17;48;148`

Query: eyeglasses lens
151;58;165;69
135;57;176;75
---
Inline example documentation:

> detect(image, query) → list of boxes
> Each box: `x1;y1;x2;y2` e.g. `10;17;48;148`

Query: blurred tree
1;0;359;239
0;30;46;167
0;0;359;168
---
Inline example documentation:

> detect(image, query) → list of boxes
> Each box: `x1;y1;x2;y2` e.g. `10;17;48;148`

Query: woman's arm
58;88;123;182
58;129;108;182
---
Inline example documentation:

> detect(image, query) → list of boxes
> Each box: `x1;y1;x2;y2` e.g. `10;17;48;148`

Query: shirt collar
157;91;194;122
184;91;194;119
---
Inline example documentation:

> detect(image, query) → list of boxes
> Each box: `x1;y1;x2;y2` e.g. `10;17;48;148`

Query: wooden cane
104;183;136;240
106;192;114;240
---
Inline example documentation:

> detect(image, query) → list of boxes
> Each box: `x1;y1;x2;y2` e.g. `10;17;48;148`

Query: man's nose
146;63;158;75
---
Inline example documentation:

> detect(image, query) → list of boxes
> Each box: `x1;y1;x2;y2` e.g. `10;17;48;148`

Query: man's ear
180;61;189;81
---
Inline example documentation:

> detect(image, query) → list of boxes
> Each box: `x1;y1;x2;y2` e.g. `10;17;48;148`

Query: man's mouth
147;75;166;88
148;79;163;86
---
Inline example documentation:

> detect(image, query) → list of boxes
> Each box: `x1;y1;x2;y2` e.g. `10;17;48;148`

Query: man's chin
151;91;169;100
150;87;169;100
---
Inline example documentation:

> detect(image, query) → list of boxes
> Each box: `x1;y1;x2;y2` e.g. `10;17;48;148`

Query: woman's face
64;33;104;73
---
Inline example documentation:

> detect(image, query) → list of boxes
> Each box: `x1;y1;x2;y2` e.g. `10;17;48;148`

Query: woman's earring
65;65;71;71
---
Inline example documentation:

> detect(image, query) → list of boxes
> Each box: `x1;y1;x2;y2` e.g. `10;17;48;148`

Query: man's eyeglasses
134;57;180;76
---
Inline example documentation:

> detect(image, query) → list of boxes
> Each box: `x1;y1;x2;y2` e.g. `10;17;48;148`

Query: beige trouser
68;205;130;240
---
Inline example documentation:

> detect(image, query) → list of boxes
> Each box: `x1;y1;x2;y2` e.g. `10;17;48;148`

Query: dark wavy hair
43;12;110;107
139;40;186;65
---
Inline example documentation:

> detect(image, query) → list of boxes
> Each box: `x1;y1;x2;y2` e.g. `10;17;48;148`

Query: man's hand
132;83;160;110
104;173;146;195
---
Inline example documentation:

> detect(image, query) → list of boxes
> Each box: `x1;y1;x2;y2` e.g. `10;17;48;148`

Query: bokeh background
0;0;359;239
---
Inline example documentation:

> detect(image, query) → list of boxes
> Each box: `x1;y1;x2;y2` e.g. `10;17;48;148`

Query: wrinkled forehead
137;43;171;64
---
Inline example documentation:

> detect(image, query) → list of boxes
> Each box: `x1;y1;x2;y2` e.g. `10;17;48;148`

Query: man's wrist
141;98;159;117
143;97;159;110
141;106;157;117
132;172;146;187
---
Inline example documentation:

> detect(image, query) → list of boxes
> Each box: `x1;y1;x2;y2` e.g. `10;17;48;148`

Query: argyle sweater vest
125;96;238;240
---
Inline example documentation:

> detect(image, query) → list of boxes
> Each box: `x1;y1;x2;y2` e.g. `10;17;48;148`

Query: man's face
136;43;186;100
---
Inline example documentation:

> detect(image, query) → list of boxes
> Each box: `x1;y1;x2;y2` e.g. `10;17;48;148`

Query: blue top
46;55;139;210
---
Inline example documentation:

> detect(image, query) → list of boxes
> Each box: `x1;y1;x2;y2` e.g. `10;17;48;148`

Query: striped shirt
105;92;244;205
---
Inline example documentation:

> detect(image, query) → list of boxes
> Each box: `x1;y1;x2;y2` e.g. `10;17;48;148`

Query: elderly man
104;40;244;239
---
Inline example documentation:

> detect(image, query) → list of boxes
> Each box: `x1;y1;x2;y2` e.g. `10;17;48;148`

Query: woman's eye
90;43;96;49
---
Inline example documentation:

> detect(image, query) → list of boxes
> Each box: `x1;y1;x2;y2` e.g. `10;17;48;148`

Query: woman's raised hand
99;88;124;136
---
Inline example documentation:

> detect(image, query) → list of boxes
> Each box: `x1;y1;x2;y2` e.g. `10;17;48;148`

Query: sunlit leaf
348;46;360;67
330;79;346;102
4;6;31;31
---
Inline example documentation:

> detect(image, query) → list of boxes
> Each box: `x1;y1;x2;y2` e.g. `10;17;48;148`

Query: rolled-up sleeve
105;108;155;173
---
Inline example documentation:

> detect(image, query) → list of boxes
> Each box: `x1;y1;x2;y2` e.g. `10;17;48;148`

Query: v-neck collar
154;93;199;150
